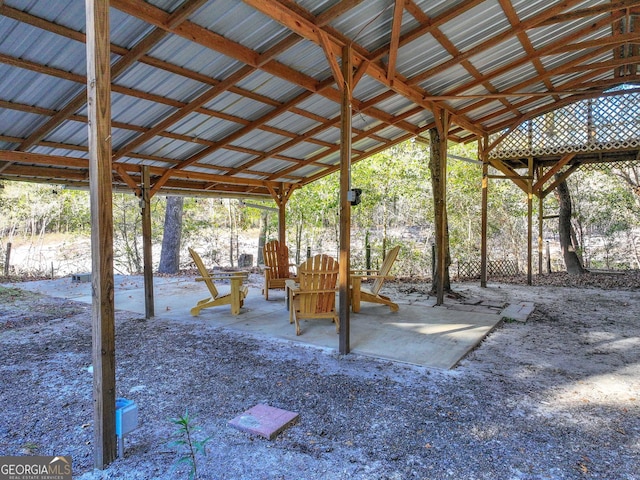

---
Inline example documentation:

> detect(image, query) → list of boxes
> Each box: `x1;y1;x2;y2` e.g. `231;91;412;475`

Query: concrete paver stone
228;404;299;440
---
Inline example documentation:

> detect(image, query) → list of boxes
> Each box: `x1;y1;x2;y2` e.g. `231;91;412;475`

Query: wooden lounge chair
188;247;248;316
351;245;400;313
262;239;297;300
288;254;339;336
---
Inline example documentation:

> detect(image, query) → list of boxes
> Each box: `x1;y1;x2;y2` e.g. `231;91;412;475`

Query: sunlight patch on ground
546;367;639;409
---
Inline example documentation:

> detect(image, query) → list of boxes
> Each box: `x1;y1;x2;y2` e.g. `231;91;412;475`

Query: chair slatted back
189;247;219;298
298;254;339;315
371;246;400;295
263;240;291;280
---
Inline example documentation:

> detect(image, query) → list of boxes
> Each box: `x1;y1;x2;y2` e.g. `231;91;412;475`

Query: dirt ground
0;271;638;479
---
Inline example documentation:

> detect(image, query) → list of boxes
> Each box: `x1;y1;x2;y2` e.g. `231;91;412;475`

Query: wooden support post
141;166;154;319
86;0;117;469
267;183;291;248
480;138;488;288
338;44;352;355
537;166;544;276
434;107;450;306
278;189;286;247
527;157;534;285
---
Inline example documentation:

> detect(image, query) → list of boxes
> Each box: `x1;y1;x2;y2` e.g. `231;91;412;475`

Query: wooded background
1;140;639;278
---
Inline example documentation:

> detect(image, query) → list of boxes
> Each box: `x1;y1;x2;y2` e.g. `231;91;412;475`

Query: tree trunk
555;179;586;275
158;196;184;274
227;200;234;268
257;211;267;265
428;128;451;294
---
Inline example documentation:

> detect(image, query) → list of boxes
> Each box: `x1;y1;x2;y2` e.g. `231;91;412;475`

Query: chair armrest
354;274;395;280
350;269;379;274
195;273;247;282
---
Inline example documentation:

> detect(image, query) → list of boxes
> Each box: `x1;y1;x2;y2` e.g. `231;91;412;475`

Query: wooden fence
453;259;519;280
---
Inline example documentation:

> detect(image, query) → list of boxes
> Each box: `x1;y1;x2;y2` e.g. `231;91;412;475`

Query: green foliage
0;183;90;236
168;410;211;480
1;138;639;276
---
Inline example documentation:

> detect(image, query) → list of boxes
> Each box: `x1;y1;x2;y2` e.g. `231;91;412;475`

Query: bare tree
158;196;184;274
555;178;586;274
428;128;452;294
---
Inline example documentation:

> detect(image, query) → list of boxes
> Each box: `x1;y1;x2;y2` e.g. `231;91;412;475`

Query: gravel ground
0;272;638;479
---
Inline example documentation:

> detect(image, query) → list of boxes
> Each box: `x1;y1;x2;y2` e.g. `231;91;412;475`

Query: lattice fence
453;259;519;280
489;89;640;159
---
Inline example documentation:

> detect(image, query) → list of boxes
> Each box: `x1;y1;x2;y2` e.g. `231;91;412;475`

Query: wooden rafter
443;11;628;105
386;0;404;81
243;0;484;136
539;0;640;26
408;0;588;86
1;0;639;197
102;0;432;184
532;153;576;193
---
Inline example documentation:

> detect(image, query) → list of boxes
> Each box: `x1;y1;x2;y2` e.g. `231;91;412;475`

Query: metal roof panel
275;40;330;81
396;34;453;80
329;0;419;53
236;70;306;103
115;63;206;103
148;35;241;79
196;148;253;168
110;93;178;128
439;0;509;52
266;111;319;134
191;0;290;53
168;112;240;142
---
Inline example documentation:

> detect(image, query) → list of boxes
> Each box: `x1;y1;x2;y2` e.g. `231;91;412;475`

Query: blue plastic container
115;397;138;436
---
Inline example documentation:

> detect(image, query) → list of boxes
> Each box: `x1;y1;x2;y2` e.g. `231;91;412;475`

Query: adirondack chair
351;245;400;313
287;254;339;336
188;248;249;316
262;239;297;300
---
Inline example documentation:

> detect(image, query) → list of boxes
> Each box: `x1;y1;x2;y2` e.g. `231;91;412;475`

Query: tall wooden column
141;166;154;318
527;157;534;285
338;45;352;355
537;166;544;276
434;107;450;306
278;193;286;247
86;0;117;468
480;138;488;288
267;183;293;248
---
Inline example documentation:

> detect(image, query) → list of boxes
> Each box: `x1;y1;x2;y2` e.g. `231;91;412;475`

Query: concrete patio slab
4;275;505;370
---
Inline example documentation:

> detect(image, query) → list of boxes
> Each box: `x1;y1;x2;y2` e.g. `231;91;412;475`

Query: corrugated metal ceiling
0;0;637;198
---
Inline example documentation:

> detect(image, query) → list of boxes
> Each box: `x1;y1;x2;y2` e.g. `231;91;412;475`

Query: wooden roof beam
11;0;211;152
407;0;589;86
0;3;360;136
499;0;561;103
368;0;486;62
440;12;626;99
112;0;432;145
386;0;404;82
456;44;615;118
539;0;640;26
484;76;640;153
243;0;484;136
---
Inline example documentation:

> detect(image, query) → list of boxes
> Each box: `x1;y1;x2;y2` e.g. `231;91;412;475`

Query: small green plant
168;410;211;480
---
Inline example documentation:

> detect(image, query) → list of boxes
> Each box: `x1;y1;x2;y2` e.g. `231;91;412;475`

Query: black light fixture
349;188;362;206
